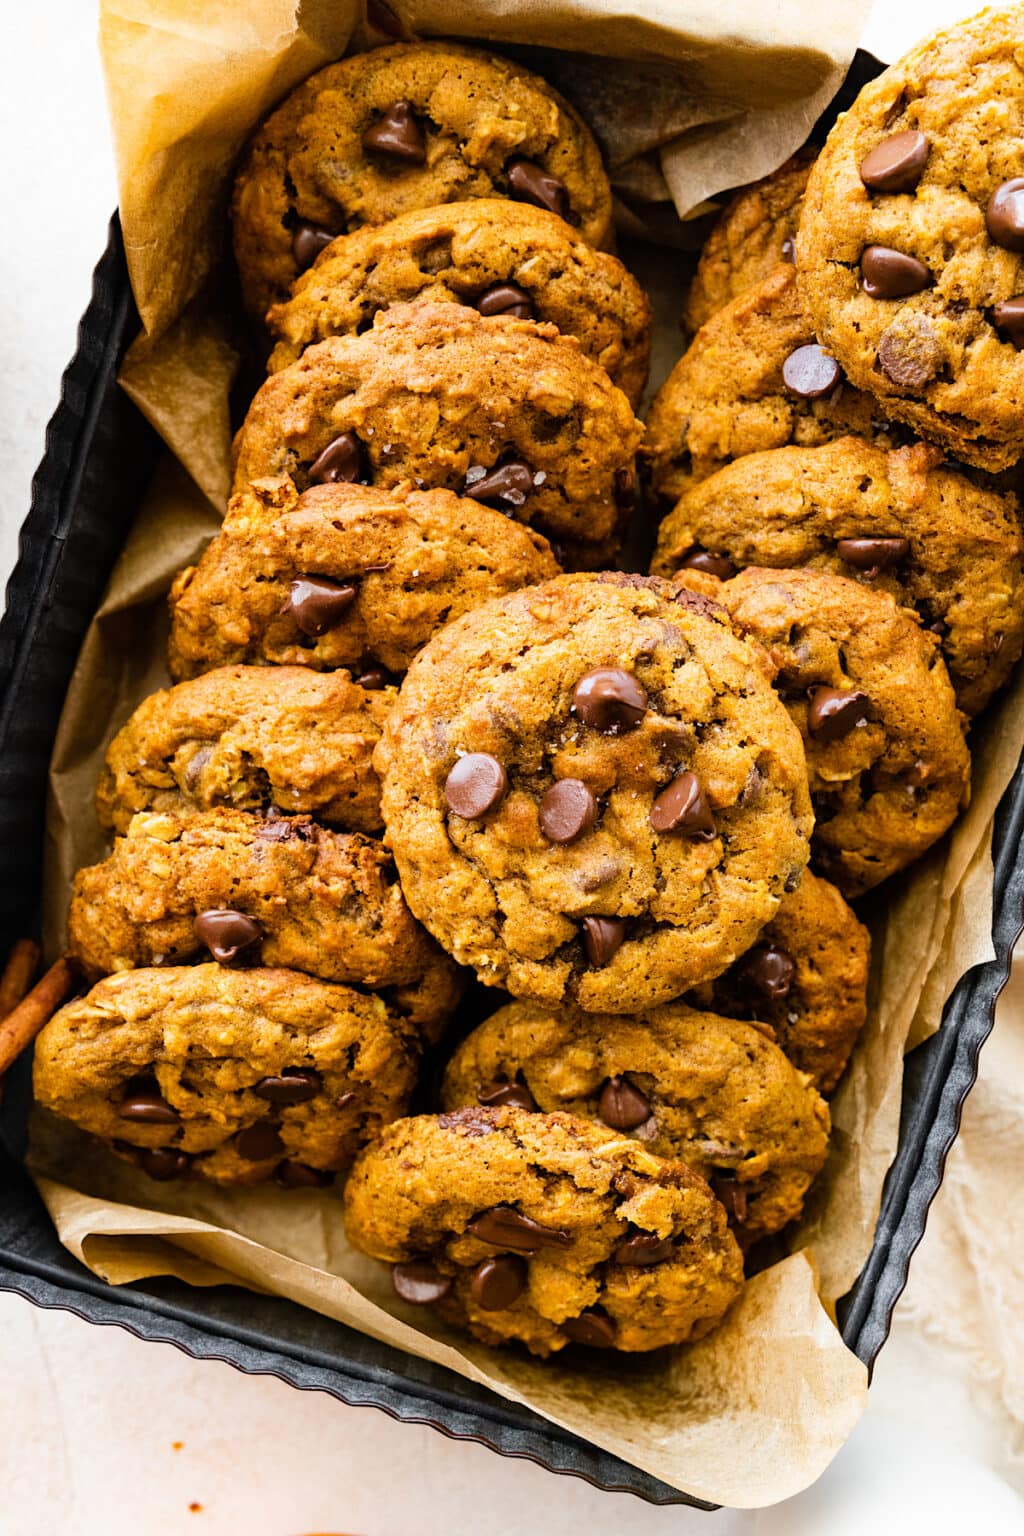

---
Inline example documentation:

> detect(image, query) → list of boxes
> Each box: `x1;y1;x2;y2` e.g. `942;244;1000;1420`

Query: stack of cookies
30;11;1024;1361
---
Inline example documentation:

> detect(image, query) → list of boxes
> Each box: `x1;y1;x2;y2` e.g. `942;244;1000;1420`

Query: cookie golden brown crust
796;8;1024;471
652;436;1024;715
267;199;651;406
343;1106;745;1355
232;41;613;321
441;1001;830;1243
33;965;418;1187
230;303;642;569
68;810;462;1041
168;479;561;681
375;572;813;1012
96;665;394;836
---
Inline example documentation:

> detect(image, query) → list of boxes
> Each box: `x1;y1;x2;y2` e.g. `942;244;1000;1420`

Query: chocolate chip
736;944;795;1003
138;1147;190;1182
563;1309;616;1348
184;745;213;791
859;130;929;193
987;178;1024;251
464;460;537;509
354;665;394;690
680;546;736;580
614;466;637;509
365;0;405;38
193;909;262;965
476;281;533;320
291;221;334;272
235;1120;285;1161
444;753;508;819
613;1231;675;1267
597;1075;651;1131
275;1160;332;1189
836;536;910;578
254;1068;322;1105
362;101;426;164
286;576;359;637
861;245;931;300
877;312;941;387
307;432;365;485
712;1176;748;1224
507;158;570;220
470;1254;528;1310
467;1205;571;1253
993;296;1024;349
807;686;871;743
782;344;842;399
539;779;597;844
581;916;627;968
572;668;647;734
781;236;796;264
335;1092;357;1110
119;1079;180;1126
650;770;716;839
478;1081;538;1112
391;1260;452;1305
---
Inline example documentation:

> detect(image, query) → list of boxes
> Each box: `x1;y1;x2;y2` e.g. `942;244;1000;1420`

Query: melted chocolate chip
807;686;871;743
993;296;1024;349
782;344;842;399
861;245;931;300
572;668;647;734
614;466;637;509
859;130;929;193
476;281;533;320
468;1205;571;1253
362;101;426;164
275;1160;332;1189
613;1231;675;1267
235;1120;285;1161
539;779;597;844
291;221;334;272
470;1254;528;1310
444;753;508;819
254;1068;322;1105
877;313;941;387
464;460;537;509
836;536;909;577
354;664;394;691
193;909;262;966
736;944;795;1003
650;770;716;839
581;916;627;968
307;432;365;485
680;546;736;580
712;1176;748;1223
507;158;570;219
392;1259;452;1304
138;1147;190;1182
119;1079;180;1126
987;178;1024;252
477;1080;538;1112
563;1309;616;1348
597;1075;651;1131
286;576;359;637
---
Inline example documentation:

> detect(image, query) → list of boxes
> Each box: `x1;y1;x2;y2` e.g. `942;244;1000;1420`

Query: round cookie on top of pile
343;1106;745;1355
652;436;1024;716
797;7;1024;471
374;572;813;1012
441;1000;830;1244
230;303;642;570
266;200;651;407
232;41;613;320
33;964;419;1188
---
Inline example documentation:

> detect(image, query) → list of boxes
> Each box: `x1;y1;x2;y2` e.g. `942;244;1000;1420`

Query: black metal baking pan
1;50;1020;1507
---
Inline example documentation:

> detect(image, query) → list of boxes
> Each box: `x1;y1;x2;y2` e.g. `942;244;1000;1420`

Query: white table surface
1;2;1022;1531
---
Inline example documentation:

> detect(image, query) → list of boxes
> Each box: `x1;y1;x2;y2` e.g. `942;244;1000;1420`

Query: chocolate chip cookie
690;870;869;1095
266;199;651;406
230;302;642;568
704;566;971;895
683;153;814;335
69;810;462;1040
96;665;394;836
797;8;1024;471
168;478;560;681
440;1000;830;1243
343;1105;744;1355
375;572;813;1012
652;436;1024;715
33;964;418;1187
232;41;613;321
643;263;903;507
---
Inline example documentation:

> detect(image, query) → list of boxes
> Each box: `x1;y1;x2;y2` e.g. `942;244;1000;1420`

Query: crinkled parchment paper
30;0;1024;1510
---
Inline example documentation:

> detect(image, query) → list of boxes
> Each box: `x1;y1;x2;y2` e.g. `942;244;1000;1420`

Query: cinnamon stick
0;955;78;1078
0;938;41;1019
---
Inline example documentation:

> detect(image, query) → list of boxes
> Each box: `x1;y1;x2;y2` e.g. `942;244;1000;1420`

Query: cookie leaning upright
232;40;614;321
374;573;813;1012
796;7;1024;471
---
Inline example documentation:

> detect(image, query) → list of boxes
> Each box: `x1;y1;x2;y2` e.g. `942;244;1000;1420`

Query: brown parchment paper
27;0;1021;1510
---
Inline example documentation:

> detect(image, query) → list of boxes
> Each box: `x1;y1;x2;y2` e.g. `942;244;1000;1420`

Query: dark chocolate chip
507;158;570;220
391;1259;452;1305
736;944;795;1003
464;460;538;509
650;770;717;839
287;576;359;637
597;1075;651;1132
836;536;910;577
477;1080;539;1112
539;779;597;844
467;1205;571;1253
613;1231;675;1267
572;668;647;734
362;101;426;164
563;1309;616;1349
307;432;365;485
235;1120;285;1161
354;664;394;691
712;1176;748;1223
254;1068;322;1105
680;546;736;580
138;1147;190;1182
444;753;508;819
193;909;262;966
275;1160;332;1189
993;296;1024;349
861;245;931;300
987;178;1024;252
781;236;796;264
581;916;627;968
782;344;842;399
859;130;929;194
476;281;533;320
807;686;871;743
877;313;941;387
335;1092;357;1110
119;1079;180;1126
291;221;334;272
614;466;637;509
470;1254;528;1310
